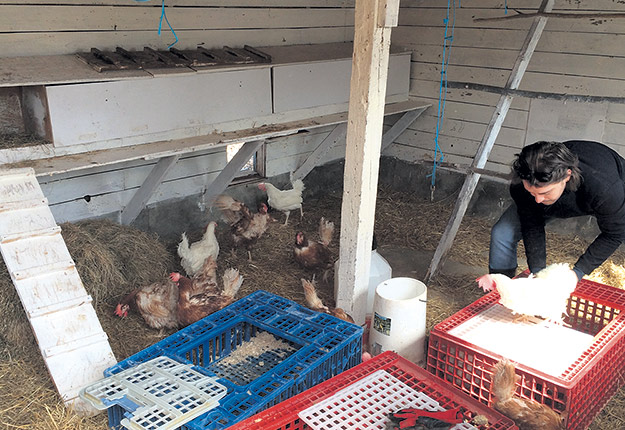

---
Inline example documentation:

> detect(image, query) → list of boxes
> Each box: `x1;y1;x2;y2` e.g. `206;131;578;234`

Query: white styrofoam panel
0;230;73;274
12;268;85;316
272;53;410;113
0;203;56;237
45;68;272;147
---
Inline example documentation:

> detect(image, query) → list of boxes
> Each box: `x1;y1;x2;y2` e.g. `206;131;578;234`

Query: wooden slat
0;0;355;6
120;155;180;225
0;28;353;59
381;106;428;151
292;124;347;181
202;140;265;207
426;0;554;282
0;6;354;32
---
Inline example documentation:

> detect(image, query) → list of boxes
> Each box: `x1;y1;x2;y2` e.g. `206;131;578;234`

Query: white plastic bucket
368;277;427;365
334;249;392;316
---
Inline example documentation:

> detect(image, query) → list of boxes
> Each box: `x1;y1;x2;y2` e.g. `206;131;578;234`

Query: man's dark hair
512;141;582;191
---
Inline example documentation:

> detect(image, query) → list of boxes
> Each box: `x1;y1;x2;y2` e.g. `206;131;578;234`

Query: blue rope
428;0;458;196
133;0;178;49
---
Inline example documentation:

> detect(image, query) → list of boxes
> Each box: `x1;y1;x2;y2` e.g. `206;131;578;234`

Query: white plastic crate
80;356;228;430
298;369;476;430
448;303;594;376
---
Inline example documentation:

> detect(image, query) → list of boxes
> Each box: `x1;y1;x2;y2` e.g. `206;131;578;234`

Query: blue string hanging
428;0;458;200
133;0;178;49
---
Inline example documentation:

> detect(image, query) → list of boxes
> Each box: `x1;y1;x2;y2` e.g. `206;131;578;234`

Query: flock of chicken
115;178;349;331
114;177;581;430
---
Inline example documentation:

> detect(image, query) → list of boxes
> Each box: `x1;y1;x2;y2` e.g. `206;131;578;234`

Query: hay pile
0;188;624;429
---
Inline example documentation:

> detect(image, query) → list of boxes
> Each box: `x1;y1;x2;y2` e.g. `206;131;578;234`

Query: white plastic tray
298;369;476;430
80;355;228;430
449;303;595;376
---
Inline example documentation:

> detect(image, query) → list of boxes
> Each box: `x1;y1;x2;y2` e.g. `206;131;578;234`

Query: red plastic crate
427;277;625;430
231;351;518;430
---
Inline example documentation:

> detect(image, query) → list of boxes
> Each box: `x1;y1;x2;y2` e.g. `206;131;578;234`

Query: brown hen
171;267;243;327
293;217;334;280
301;278;354;323
214;194;272;261
492;359;566;430
115;277;178;332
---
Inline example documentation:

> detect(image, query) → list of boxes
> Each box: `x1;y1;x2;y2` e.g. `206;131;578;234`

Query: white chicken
477;263;578;323
177;221;219;277
258;179;304;225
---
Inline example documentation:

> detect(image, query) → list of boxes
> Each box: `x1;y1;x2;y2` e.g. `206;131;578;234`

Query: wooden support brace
202;139;265;207
120;155;180;225
292;123;347;182
381;106;428;152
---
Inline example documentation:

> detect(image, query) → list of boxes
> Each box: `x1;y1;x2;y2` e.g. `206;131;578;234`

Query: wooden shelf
2;99;429;177
0;42;409;88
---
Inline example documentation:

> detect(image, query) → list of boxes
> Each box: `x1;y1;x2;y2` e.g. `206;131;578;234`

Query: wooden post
335;0;400;325
426;0;554;282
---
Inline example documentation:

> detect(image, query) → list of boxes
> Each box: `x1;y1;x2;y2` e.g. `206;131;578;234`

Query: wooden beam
381;106;428;151
202;139;265;207
447;81;625;105
120;155;179;225
292;123;347;182
293;103;429;181
336;0;399;325
475;11;625;22
426;0;554;282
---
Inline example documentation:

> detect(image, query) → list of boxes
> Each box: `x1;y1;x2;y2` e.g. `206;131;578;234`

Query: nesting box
426;277;625;430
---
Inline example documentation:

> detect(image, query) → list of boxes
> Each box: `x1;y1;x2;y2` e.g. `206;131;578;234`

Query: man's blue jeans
489;205;523;273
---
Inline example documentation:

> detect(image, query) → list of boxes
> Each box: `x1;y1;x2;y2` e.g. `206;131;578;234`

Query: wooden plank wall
0;0;353;222
5;0;625;223
0;0;355;57
390;0;625;174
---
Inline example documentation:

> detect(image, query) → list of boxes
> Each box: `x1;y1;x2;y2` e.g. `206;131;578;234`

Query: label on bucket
372;312;391;336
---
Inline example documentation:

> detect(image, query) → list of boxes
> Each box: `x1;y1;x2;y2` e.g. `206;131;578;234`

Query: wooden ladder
0;168;116;414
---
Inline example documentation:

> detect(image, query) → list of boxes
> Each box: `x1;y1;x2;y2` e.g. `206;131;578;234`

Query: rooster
214;194;272;261
293;217;335;281
170;267;243;327
177;221;219;277
258;178;304;225
114;277;179;332
301;278;354;323
476;263;578;324
492;359;566;430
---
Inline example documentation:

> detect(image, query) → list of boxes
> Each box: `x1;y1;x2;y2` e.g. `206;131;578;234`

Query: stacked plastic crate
232;351;518;430
100;290;363;430
426;277;625;430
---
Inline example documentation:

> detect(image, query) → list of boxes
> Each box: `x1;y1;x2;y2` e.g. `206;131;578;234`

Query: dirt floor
0;185;624;429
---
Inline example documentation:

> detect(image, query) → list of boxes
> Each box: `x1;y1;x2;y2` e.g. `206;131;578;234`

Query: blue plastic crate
105;290;363;430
